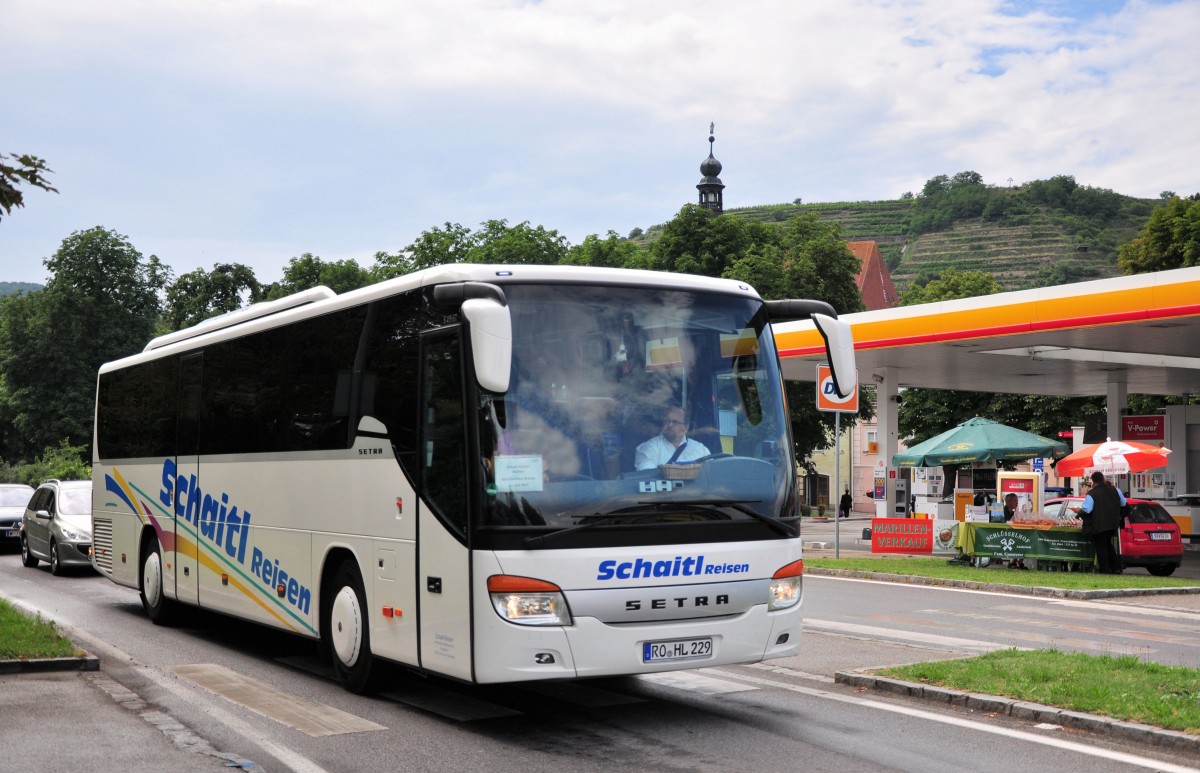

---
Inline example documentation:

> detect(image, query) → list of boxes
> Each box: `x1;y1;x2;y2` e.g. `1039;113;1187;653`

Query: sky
4;0;1199;286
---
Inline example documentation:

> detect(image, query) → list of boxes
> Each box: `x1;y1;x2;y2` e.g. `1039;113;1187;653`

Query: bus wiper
523;500;794;547
524;504;721;547
523;514;627;547
636;499;796;537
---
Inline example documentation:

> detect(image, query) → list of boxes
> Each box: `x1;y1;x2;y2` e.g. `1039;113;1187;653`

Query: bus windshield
477;284;795;545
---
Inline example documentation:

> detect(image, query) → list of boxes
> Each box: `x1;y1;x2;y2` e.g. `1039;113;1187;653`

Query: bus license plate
643;637;712;663
1149;532;1172;541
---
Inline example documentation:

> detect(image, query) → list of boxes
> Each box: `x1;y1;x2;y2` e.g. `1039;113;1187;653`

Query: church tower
697;123;725;214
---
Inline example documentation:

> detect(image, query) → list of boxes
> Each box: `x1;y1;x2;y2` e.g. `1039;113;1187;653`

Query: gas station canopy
772;266;1200;398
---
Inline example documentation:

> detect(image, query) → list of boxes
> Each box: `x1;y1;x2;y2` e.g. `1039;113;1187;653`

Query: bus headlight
768;559;804;611
487;575;572;626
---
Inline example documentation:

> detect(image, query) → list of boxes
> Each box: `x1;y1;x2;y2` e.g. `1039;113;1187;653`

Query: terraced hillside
893;214;1118;288
723;189;1156;292
734;200;913;271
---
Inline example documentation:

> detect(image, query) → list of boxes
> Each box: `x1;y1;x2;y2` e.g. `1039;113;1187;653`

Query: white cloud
2;0;1198;284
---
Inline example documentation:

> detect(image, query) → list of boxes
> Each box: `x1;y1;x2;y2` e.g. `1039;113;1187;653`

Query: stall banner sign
998;472;1041;523
1001;477;1034;494
933;520;958;552
871;518;933;554
971;527;1092;561
1121;415;1165;442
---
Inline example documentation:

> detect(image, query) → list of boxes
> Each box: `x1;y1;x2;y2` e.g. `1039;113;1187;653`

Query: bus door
173;352;203;606
416;328;474;681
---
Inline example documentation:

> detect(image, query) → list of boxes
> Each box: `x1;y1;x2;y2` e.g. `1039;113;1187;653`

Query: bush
0;440;90;486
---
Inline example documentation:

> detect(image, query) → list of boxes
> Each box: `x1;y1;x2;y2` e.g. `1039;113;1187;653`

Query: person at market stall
1072;471;1126;574
1002;493;1027;569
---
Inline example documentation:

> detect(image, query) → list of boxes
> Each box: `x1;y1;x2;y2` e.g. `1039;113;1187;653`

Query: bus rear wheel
323;560;379;694
140;538;178;624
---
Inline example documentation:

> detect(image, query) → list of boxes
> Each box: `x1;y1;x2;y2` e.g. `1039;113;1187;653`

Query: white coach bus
92;264;855;692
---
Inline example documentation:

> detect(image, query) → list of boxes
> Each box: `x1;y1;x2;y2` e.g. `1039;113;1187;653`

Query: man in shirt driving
634;406;711;470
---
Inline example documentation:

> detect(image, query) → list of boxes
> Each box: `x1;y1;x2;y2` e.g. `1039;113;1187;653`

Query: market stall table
953;521;1095;571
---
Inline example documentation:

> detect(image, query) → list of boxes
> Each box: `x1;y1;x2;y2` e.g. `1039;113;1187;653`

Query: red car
1043;497;1183;576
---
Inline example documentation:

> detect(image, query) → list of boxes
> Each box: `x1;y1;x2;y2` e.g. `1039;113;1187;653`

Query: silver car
1;483;35;545
21;479;94;575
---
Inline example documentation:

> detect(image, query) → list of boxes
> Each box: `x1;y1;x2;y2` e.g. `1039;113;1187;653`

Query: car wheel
140;538;178;624
1147;564;1177;577
322;559;379;694
20;534;38;568
50;540;63;576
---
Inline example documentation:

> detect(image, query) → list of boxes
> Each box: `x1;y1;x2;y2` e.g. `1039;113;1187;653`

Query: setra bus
92;264;855;692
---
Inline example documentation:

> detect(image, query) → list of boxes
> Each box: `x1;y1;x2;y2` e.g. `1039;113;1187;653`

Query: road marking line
637;670;759;695
145;666;333;773
923;608;1199;646
170;663;386;736
805;618;1016;652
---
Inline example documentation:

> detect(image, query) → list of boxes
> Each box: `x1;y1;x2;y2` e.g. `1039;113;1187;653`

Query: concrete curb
805;567;1200;600
0;653;100;675
835;669;1200;755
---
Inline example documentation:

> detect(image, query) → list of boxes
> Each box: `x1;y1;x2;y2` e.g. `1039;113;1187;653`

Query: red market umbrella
1054;438;1172;478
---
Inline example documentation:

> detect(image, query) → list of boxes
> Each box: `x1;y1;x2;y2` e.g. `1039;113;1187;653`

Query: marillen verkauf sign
871;518;933;554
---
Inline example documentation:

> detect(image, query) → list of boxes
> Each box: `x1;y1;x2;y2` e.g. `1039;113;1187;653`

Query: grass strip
876;649;1200;735
805;556;1198;591
0;597;82;659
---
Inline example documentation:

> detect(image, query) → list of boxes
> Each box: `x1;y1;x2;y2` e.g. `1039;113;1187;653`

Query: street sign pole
834;410;841;558
816;365;859;560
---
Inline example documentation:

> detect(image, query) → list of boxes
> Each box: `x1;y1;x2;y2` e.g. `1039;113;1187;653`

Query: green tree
722;213;870;471
908;171;993;235
374;221;475;279
1028;260;1101;288
650;204;774;277
899;267;1002;306
1117;196;1200;274
0;227;169;461
164;263;262;331
265;253;372;300
0;440;90;486
466;219;569;265
374;219;569;279
0;153;58;221
564;231;645;268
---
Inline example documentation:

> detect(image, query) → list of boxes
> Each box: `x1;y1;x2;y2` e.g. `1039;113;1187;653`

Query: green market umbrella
892;417;1068;467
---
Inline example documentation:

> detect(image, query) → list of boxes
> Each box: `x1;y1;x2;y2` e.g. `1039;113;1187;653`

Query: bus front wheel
323;560;379;694
140;538;177;624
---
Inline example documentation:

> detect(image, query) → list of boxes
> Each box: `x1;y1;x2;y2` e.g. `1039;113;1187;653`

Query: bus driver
634;406;711;470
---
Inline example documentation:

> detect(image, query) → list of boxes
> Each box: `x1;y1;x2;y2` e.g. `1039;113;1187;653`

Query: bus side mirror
812;313;855;399
462;298;511;394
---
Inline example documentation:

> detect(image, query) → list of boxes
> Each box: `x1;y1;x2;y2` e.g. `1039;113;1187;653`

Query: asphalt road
2;542;1198;773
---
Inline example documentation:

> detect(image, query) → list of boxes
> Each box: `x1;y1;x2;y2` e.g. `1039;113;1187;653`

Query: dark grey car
20;479;94;575
1;483;35;545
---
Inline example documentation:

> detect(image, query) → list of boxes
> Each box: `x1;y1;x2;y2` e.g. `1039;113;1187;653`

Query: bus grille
92;517;113;576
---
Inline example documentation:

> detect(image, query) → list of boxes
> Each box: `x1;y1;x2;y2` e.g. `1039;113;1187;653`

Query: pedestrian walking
838;489;853;519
